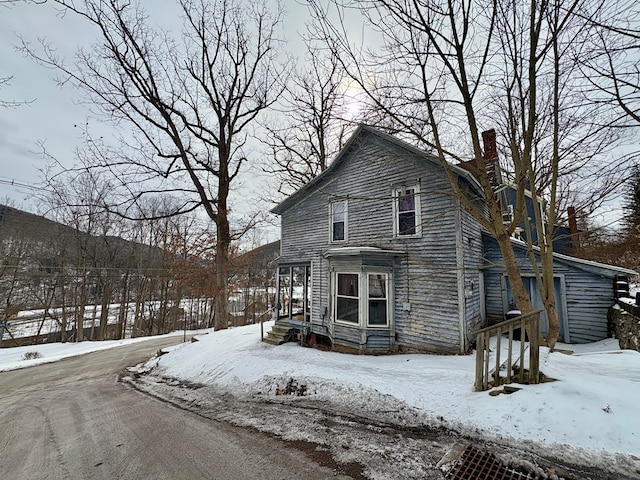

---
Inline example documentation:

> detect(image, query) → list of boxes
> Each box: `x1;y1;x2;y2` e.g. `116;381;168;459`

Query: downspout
455;201;467;353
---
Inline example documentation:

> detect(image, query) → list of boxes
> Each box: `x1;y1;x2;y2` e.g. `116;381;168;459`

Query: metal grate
446;445;534;480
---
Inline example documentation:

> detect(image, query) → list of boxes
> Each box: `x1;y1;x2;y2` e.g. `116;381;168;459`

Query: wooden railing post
475;331;485;392
494;331;501;385
474;310;543;392
506;324;513;384
483;333;490;390
519;317;526;384
530;313;540;384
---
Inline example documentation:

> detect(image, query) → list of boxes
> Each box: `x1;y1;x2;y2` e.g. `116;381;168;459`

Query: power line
0;176;42;192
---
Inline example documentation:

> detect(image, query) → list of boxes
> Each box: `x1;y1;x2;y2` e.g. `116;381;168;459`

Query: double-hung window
336;273;359;323
394;185;421;237
367;274;388;326
330;200;347;242
334;271;390;327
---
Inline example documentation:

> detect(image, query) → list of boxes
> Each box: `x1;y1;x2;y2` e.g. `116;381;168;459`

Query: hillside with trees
0;204;276;346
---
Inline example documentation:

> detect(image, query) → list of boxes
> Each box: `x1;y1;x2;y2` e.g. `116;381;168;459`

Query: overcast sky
0;1;95;206
1;1;632;235
0;1;314;243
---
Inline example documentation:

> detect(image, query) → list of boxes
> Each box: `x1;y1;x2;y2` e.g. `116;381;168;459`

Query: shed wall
482;235;616;343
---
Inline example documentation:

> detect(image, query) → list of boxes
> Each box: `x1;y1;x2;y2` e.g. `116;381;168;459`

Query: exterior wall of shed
482;236;616;343
277;132;483;353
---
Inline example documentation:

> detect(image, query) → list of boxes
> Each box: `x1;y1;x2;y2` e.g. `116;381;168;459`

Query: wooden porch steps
475;310;542;391
263;324;295;346
488;340;529;385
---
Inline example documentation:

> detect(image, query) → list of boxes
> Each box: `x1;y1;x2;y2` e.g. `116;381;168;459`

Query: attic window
394;185;421;237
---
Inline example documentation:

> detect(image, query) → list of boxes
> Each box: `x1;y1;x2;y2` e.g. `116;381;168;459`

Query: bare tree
41;165;116;340
307;0;636;348
23;0;287;330
0;75;33;108
576;0;640;127
262;44;352;195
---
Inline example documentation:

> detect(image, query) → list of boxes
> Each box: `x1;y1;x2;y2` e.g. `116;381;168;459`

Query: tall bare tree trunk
214;195;230;331
98;282;111;340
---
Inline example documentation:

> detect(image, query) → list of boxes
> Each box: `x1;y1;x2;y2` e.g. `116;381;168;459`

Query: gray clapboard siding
563;273;612;342
274;126;485;353
460;203;484;345
481;233;630;344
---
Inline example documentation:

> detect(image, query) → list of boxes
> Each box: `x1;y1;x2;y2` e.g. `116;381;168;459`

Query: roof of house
271;124;483;215
482;231;638;278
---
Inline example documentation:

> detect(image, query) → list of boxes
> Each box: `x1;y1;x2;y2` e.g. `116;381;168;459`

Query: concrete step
270;324;293;335
263;326;294;346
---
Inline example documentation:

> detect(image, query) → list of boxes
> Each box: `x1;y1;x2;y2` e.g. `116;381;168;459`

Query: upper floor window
330;200;347;242
394;185;421;237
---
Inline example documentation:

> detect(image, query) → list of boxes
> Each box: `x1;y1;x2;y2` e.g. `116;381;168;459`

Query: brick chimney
567;206;580;252
482;129;500;188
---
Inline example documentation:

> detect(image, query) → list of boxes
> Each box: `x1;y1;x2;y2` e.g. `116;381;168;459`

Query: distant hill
0;204;76;243
234;240;280;268
0;203;162;260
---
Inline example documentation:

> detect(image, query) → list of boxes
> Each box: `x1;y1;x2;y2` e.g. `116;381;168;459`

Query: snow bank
156;322;640;465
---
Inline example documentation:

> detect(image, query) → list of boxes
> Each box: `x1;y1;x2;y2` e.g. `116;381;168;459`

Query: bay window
333;271;390;327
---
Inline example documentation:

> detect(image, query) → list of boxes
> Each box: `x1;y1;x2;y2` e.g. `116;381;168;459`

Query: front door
276;264;311;325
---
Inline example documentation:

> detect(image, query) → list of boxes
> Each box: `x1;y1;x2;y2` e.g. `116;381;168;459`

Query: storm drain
446;445;535;480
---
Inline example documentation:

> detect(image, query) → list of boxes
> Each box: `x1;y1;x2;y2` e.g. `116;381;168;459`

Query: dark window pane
278;266;290;276
337;297;359;323
333;221;345;241
337;273;358;297
399;212;416;235
368;300;387;325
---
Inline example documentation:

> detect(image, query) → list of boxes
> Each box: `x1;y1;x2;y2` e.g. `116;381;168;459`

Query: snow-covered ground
155;324;640;459
0;329;209;372
3;321;639;478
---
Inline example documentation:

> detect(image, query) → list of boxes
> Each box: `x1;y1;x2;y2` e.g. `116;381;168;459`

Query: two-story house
268;125;636;353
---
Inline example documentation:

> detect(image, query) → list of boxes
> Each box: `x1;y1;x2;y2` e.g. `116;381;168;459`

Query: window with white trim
333;271;390;327
336;273;358;323
330;200;347;242
394;185;421;237
367;273;388;326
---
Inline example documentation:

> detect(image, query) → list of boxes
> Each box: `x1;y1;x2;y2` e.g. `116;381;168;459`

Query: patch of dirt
122;368;640;480
284;438;367;480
